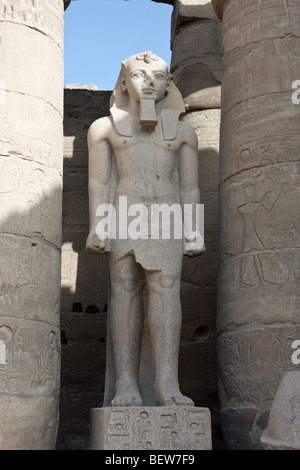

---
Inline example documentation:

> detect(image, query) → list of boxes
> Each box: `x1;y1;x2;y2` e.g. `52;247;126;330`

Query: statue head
119;51;171;104
110;51;186;140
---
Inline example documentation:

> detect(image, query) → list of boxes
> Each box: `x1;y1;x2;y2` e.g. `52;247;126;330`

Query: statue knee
158;273;176;289
114;265;142;293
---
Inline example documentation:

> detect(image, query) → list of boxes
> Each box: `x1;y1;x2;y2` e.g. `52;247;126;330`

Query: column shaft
213;0;300;449
0;0;64;449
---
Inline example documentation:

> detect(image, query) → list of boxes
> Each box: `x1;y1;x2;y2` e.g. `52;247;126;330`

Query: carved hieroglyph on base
212;0;300;450
87;51;210;449
0;0;64;449
90;406;211;450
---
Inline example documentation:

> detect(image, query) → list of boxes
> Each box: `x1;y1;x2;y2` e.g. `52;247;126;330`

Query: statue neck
129;98;163;129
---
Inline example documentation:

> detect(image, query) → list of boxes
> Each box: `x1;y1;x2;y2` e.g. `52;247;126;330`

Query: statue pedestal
90;406;212;450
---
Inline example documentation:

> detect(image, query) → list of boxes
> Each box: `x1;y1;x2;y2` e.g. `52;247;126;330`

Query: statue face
122;62;170;103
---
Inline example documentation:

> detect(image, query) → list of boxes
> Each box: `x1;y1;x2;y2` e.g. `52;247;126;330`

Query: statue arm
178;123;205;256
86;118;112;254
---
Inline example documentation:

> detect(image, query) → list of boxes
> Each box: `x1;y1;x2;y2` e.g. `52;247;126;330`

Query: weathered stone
0;396;59;450
61;89;111;317
180;110;219;408
171;1;222;110
173;0;219;25
87;52;205;412
65;84;98;90
0;0;64;449
90;406;212;450
179;342;217;404
261;371;300;450
59;89;112;448
215;0;300;449
220;408;258;451
211;0;224;20
183;110;220;192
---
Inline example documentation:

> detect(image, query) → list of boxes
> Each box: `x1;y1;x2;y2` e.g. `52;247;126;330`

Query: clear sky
64;0;173;90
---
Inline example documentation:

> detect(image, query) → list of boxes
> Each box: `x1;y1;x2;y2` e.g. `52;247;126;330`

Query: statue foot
111;379;143;407
155;380;194;407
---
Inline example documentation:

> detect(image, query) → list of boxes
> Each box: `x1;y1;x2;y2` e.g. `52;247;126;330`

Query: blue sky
64;0;173;90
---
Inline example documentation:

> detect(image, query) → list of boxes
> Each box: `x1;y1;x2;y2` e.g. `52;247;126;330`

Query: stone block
183;110;220;193
170;1;223;110
171;22;222;109
0;396;59;450
220;407;259;450
171;0;220;46
179;343;217;403
173;0;219;23
90;406;212;450
261;371;300;450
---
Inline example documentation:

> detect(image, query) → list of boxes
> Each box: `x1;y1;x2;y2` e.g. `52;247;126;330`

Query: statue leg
109;253;145;407
145;259;194;407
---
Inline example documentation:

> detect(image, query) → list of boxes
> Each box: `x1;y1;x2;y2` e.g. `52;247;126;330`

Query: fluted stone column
212;0;300;449
170;0;222;110
168;0;222;406
0;0;65;449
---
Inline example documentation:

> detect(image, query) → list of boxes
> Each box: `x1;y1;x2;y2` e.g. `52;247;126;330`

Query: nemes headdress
110;51;186;141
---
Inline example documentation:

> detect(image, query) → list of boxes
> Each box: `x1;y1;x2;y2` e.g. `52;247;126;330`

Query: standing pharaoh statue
87;51;204;408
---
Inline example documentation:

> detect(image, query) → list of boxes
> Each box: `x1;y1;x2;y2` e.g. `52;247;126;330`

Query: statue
86;51;205;408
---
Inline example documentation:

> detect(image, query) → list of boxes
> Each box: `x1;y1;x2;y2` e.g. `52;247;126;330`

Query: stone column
212;0;300;449
0;0;65;449
170;0;222;409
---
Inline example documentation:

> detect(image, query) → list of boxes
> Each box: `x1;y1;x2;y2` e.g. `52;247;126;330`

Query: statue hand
184;233;205;257
86;228;111;254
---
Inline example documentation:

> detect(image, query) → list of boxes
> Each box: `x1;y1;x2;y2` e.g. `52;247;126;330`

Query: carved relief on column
212;0;300;449
0;0;64;449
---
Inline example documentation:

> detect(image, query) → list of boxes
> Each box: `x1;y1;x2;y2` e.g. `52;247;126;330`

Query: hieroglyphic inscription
160;411;179;449
0;155;62;247
0;234;60;324
0;132;62;171
0;324;22;394
235;140;300;173
106;409;130;450
218;325;300;404
223;0;300;53
0;321;60;396
0;0;63;46
223;163;300;267
101;407;211;450
136;410;153;450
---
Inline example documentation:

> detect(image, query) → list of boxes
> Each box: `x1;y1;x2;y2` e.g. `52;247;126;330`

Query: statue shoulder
178;120;198;149
87;116;113;145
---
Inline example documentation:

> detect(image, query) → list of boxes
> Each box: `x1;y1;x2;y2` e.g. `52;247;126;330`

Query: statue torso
108;115;184;198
